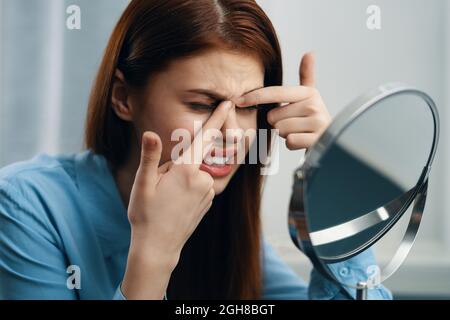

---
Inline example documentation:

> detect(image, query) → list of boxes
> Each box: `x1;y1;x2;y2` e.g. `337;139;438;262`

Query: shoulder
0;153;81;247
0;153;78;203
0;150;111;242
0;151;108;221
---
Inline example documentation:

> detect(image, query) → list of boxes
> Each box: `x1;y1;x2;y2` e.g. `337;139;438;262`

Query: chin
208;164;241;195
212;178;229;195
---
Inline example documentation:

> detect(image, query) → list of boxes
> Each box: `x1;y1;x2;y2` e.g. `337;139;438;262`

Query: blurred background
0;0;449;299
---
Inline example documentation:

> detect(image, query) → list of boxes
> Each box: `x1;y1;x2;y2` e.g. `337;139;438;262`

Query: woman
0;0;391;300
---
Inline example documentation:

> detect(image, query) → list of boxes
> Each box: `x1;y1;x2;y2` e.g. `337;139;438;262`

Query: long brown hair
84;0;282;299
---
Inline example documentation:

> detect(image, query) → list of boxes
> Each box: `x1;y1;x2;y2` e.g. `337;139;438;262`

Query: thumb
138;131;162;186
299;52;316;87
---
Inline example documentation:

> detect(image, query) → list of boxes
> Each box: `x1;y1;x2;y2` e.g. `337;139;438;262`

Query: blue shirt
0;151;392;300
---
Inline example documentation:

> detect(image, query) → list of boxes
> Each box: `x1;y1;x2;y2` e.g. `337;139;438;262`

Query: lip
200;162;234;178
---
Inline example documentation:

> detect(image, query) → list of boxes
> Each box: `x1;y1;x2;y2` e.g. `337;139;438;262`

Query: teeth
205;156;231;166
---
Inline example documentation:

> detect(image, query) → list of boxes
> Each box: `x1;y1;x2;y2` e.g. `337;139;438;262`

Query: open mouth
203;147;237;166
203;155;233;166
200;147;238;177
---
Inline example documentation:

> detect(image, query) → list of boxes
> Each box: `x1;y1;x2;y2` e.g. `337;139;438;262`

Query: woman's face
131;49;265;194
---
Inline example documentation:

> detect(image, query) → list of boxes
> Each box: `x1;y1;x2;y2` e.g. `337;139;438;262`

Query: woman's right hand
121;101;233;299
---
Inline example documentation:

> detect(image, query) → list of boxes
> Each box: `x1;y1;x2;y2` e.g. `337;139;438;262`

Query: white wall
258;0;450;297
0;0;130;166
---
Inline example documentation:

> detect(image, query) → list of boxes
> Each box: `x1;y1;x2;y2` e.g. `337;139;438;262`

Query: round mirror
288;83;439;298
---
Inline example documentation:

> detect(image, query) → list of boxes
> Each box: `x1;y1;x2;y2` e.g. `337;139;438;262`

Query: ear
111;69;134;121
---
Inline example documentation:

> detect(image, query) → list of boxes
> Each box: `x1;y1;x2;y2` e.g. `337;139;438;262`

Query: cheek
159;115;208;163
136;108;199;162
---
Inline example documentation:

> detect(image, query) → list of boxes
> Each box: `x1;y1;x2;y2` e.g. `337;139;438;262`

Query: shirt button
339;267;350;277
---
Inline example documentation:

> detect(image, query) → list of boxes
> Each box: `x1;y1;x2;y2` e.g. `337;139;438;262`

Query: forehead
162;49;265;98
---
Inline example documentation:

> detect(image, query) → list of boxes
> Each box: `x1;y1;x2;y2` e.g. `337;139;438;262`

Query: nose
221;103;243;145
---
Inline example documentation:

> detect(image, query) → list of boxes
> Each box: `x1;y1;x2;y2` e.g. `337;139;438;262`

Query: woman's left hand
236;52;331;150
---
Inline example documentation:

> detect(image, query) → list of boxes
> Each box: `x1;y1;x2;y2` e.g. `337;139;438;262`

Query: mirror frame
288;82;440;287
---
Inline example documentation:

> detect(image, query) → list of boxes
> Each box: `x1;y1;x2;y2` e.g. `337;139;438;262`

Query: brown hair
84;0;282;299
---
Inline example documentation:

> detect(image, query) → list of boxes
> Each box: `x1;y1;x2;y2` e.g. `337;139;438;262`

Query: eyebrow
186;87;263;101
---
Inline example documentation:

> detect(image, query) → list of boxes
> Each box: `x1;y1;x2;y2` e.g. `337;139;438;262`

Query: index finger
235;86;313;108
178;100;233;168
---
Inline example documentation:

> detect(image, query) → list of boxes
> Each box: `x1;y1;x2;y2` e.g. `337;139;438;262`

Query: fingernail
143;138;150;148
143;134;156;147
144;139;152;148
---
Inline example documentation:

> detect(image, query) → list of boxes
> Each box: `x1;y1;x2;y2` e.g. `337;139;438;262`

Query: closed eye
189;103;218;110
241;105;259;111
189;103;260;112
